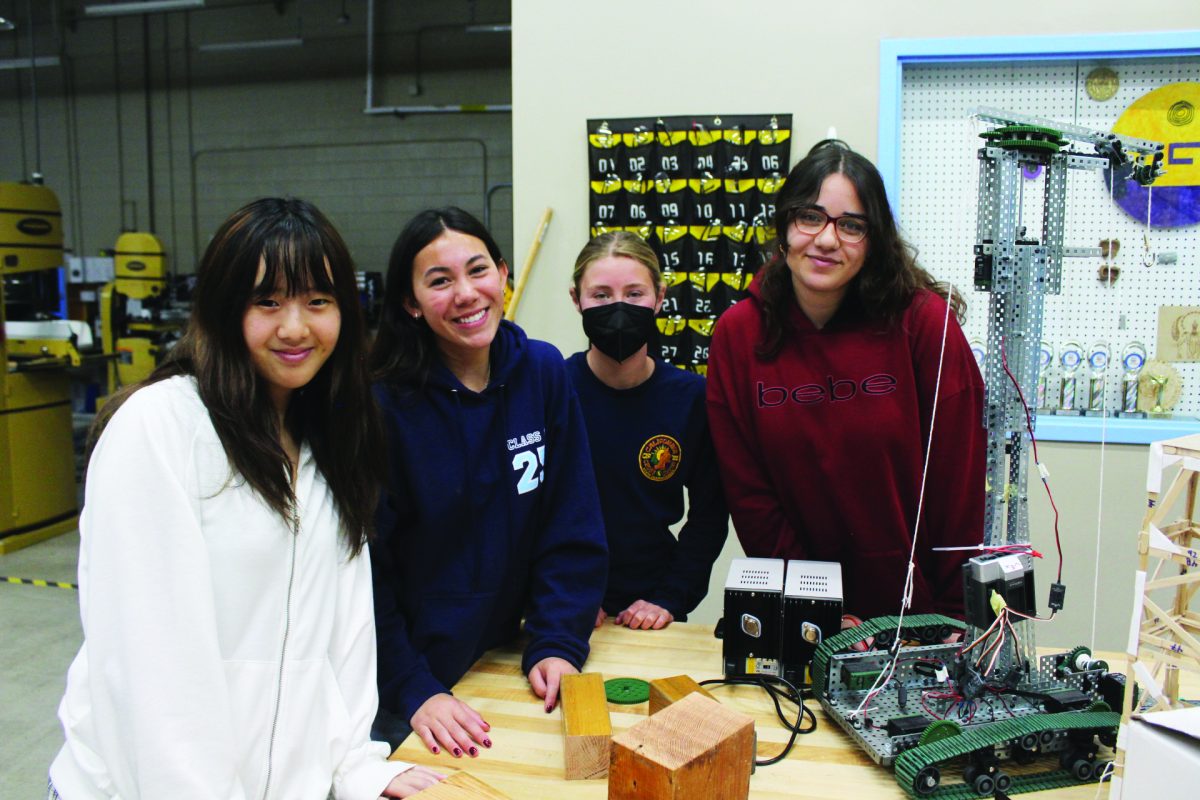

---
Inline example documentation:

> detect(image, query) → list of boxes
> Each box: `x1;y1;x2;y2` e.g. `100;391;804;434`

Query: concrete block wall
0;0;514;275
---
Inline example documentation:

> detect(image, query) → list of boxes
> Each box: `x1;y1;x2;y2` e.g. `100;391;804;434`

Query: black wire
698;675;816;766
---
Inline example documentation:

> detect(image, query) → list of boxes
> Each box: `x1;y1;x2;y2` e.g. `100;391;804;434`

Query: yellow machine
99;231;183;398
0;181;79;553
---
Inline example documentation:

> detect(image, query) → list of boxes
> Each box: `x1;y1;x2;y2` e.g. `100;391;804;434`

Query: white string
1090;168;1119;650
851;283;955;717
1143;183;1155;266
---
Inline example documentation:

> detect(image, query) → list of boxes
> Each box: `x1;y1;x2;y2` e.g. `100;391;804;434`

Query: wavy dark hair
757;139;965;359
369;206;506;386
88;197;384;556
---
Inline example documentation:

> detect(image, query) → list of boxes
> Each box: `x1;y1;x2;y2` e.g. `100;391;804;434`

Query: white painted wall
512;0;1200;649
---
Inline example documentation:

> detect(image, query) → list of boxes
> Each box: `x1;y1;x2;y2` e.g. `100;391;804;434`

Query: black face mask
581;301;657;363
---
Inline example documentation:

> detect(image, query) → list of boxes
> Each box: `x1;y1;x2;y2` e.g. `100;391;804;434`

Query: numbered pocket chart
588;114;792;373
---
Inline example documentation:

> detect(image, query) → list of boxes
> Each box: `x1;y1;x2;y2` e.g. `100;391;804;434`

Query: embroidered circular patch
638;434;681;482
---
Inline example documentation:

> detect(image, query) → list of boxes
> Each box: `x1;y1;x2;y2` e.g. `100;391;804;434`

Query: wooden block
609;692;754;800
408;771;511;799
561;671;612;780
648;674;717;716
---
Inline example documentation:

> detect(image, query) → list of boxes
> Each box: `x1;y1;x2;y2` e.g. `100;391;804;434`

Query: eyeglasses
790;208;869;243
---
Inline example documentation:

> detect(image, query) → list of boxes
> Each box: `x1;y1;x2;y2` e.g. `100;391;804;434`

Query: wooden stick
504;207;552;322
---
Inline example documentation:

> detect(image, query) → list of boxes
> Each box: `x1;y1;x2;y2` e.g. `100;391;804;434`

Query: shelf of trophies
1007;339;1199;444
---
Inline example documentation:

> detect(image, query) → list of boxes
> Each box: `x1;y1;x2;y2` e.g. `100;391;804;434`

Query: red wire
999;337;1064;583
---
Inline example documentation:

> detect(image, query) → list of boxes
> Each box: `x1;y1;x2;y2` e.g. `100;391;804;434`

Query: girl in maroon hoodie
706;140;985;619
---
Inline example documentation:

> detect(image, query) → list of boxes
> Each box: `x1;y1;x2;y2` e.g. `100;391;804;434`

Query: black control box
963;552;1036;628
723;558;784;677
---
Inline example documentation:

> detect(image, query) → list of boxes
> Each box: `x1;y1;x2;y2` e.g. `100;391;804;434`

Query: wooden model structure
1115;433;1200;796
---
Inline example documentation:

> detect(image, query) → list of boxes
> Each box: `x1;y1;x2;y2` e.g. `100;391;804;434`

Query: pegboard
899;57;1200;416
586;114;792;373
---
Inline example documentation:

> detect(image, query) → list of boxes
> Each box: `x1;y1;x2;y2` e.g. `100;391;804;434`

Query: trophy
1036;341;1053;410
1119;342;1146;417
1058;342;1083;413
1085;343;1110;414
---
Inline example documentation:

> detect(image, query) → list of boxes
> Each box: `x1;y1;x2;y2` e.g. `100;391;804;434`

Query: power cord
698;674;817;766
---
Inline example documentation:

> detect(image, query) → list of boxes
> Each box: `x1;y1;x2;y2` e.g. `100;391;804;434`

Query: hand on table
594;607;608;628
614;599;674;630
528;656;578;712
410;693;491;757
380;765;446;798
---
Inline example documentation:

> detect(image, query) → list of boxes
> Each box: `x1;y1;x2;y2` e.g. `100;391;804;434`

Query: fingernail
453;747;462;757
431;746;440;754
483;738;492;748
469;746;478;756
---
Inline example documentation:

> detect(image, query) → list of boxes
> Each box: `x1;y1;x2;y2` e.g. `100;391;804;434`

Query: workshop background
3;1;1200;797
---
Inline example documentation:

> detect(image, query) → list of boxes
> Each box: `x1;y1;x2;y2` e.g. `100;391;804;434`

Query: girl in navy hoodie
368;207;608;759
566;231;728;630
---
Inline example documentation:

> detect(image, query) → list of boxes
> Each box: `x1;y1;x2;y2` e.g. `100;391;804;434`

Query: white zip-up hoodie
51;376;413;799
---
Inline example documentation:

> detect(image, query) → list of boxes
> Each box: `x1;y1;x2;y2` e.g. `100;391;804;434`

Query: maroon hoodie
706;278;985;618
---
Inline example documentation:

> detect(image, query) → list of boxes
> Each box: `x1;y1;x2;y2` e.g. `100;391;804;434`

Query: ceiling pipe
84;1;204;17
363;0;510;116
26;0;42;181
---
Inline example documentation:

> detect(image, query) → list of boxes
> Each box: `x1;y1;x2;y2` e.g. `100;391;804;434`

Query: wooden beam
408;771;511;799
648;674;717;716
560;672;611;780
609;692;754;800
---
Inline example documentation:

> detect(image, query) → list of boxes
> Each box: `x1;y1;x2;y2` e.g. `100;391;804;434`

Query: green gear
604;677;650;705
1088;700;1112;712
980;124;1066;153
918;719;962;747
1065;646;1092;672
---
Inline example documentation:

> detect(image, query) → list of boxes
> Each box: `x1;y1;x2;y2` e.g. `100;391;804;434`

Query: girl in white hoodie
50;198;442;800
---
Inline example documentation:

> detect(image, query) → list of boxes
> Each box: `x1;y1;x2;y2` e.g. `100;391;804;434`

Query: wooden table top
391;621;1120;799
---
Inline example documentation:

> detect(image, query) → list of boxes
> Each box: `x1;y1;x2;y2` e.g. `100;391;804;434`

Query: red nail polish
483;738;492;748
469;746;478;756
453;747;462;757
431;746;439;754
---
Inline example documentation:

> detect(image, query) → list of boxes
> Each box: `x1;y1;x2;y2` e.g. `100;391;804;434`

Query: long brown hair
370;206;506;387
757;139;964;359
89;197;384;556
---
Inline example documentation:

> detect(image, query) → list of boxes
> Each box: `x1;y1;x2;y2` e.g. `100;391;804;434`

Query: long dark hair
369;206;506;386
757;139;964;359
89;197;384;556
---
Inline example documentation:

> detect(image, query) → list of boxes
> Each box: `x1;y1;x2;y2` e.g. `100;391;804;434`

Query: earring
412;312;422;319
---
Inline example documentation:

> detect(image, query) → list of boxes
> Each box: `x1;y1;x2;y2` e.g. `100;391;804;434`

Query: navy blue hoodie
566;353;728;619
371;321;608;721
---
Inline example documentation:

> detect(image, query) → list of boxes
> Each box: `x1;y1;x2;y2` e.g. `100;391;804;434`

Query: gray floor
0;530;82;798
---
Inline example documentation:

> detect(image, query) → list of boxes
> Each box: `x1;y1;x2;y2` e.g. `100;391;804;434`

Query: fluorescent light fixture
0;56;62;70
85;1;205;17
0;16;15;32
465;24;511;34
197;37;304;53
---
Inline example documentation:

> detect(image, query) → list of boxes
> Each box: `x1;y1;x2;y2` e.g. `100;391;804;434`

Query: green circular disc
605;677;651;704
918;719;962;746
